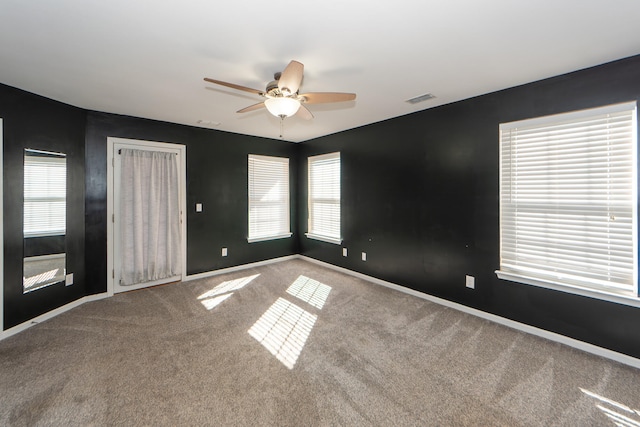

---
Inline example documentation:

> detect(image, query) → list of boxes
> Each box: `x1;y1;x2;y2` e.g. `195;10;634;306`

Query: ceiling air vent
197;120;221;126
406;93;436;104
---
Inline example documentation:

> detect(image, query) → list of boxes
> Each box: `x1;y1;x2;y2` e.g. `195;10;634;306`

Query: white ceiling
1;1;640;143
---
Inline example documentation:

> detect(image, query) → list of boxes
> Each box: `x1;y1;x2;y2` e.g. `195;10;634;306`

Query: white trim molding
3;251;640;371
0;255;297;342
305;233;342;245
299;256;640;370
496;270;640;309
307;152;341;244
0;293;109;341
107;137;187;297
247;154;291;243
184;255;298;282
247;233;292;244
498;101;638;301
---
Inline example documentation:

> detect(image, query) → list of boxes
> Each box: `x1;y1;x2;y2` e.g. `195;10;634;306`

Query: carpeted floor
1;258;639;426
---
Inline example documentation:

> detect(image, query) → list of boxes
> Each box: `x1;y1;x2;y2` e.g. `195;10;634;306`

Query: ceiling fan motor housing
266;80;280;96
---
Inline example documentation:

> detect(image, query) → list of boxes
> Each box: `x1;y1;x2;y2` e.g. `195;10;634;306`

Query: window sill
495;270;640;308
247;233;292;243
24;232;66;238
305;233;342;245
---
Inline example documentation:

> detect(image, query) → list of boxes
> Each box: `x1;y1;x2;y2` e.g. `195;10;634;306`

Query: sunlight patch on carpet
198;273;259;310
248;297;317;369
581;388;640;426
200;294;233;310
286;275;331;309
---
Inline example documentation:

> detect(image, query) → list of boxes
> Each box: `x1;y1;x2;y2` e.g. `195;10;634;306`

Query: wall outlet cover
465;275;475;289
361;252;367;261
342;248;348;257
65;273;74;286
222;247;228;257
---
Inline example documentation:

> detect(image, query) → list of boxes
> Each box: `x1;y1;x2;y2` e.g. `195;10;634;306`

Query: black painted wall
3;55;640;360
1;84;86;328
23;234;66;258
2;86;297;328
24;235;65;258
297;55;640;358
84;112;297;296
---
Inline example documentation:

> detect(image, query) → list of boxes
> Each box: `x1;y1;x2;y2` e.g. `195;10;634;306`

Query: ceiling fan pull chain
280;116;284;138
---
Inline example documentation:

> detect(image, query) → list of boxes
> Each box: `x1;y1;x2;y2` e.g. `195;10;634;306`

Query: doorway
107;137;186;295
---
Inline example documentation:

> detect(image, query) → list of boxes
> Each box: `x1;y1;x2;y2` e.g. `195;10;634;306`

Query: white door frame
106;137;187;296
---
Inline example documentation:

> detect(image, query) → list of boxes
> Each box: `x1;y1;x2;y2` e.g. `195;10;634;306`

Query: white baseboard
4;254;640;370
0;293;109;341
184;255;298;282
298;255;640;370
0;255;297;342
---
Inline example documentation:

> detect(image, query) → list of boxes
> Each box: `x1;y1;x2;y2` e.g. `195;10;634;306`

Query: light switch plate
342;248;348;257
196;203;203;212
222;247;228;257
361;252;367;261
65;273;74;286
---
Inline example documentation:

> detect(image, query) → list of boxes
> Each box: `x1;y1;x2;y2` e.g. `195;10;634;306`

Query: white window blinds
307;152;341;244
24;151;66;237
497;102;638;298
248;154;291;242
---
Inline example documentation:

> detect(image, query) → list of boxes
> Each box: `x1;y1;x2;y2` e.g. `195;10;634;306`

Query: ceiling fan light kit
265;97;301;118
204;60;356;122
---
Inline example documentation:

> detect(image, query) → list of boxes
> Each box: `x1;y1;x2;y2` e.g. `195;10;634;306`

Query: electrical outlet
342;248;348;257
361;252;367;261
222;247;228;257
196;203;203;212
465;275;475;289
65;273;74;286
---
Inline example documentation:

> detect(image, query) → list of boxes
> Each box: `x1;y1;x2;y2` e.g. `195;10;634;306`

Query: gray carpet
1;258;639;426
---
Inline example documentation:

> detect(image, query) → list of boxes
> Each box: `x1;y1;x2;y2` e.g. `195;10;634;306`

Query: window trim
306;152;342;245
495;270;640;308
304;233;342;245
496;101;639;305
23;150;66;238
247;154;292;243
247;234;292;244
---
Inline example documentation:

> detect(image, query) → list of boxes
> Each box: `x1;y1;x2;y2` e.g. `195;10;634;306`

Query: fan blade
299;92;356;104
237;102;265;113
278;60;304;95
204;78;264;95
296;104;314;120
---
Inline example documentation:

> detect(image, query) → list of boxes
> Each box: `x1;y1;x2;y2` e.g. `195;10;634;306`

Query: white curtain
120;148;181;286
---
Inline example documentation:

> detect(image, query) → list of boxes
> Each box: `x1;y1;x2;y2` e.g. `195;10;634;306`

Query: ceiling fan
204;60;356;120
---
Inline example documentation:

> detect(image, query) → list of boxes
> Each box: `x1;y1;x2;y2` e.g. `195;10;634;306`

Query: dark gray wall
24;235;65;258
297;55;640;358
84;112;298;295
1;84;86;328
3;55;640;360
2;85;297;327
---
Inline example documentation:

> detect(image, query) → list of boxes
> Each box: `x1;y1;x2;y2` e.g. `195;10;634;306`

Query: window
247;154;291;242
24;150;66;237
306;152;341;244
497;102;638;301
